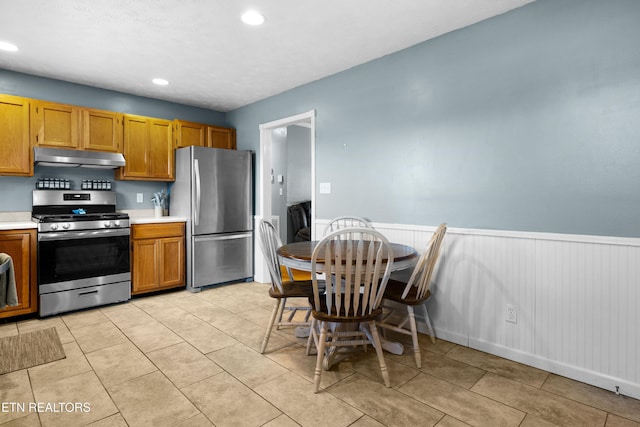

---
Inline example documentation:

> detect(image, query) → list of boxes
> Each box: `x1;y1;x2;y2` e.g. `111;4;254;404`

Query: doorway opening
255;110;315;282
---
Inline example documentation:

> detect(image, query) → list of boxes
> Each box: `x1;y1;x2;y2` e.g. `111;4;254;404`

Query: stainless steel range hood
34;147;125;169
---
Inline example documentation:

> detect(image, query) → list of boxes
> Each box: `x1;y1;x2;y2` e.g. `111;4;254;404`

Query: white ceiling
0;0;535;112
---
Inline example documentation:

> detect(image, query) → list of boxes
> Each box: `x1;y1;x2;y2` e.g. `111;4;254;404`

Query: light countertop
0;212;37;230
122;209;186;224
0;210;186;230
129;216;187;225
0;221;37;231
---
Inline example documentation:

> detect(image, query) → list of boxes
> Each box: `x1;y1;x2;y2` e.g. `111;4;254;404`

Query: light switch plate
136;193;143;203
319;182;331;194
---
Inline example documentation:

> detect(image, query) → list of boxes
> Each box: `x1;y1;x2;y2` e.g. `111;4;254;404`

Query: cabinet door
131;239;159;295
82;109;123;153
0;230;37;319
117;115;174;181
118;114;150;179
31;100;80;149
175;120;206;149
148;118;174;180
158;236;185;288
207;126;236;150
0;95;32;176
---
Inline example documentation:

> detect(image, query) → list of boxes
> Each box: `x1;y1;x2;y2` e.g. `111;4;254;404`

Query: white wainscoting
316;219;640;400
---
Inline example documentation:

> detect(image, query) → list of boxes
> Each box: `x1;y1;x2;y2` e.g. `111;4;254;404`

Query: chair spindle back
311;228;394;317
402;223;447;300
258;220;288;293
323;216;373;236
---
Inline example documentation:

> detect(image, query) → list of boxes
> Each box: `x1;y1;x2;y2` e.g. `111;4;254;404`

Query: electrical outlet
136;193;143;203
506;305;518;323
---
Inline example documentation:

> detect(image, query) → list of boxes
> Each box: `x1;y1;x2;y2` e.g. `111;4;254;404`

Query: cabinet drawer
132;222;184;239
40;281;131;317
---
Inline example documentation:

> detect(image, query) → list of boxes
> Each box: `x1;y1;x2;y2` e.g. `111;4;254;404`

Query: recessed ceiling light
152;78;169;86
241;10;265;26
0;41;18;52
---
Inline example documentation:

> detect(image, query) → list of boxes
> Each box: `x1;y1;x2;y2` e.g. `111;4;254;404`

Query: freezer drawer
192;232;253;288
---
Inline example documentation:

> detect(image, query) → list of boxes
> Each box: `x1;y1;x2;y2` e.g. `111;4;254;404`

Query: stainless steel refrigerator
171;146;253;292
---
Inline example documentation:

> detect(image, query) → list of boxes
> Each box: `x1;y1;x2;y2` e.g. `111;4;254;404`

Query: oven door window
39;234;130;284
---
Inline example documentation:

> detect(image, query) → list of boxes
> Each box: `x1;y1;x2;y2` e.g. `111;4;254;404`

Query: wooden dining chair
376;223;447;368
257;220;315;353
306;227;394;392
323;216;373;235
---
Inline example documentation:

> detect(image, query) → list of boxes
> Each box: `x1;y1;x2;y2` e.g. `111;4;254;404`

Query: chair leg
368;321;391;387
421;303;436;344
314;321;328;393
306;318;316;356
261;299;281;354
275;297;287;330
407;306;422;369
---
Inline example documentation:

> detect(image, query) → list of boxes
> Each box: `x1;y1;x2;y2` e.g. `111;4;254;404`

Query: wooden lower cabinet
0;229;37;319
131;222;185;295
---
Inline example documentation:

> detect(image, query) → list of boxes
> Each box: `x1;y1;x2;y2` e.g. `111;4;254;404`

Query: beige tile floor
1;281;639;427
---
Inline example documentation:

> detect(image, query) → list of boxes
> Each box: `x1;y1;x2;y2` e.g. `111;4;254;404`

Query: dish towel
0;253;19;309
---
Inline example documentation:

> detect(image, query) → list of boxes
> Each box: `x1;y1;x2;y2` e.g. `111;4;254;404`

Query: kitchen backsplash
0;166;169;212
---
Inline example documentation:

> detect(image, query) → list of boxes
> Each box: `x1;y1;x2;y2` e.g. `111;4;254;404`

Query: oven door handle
38;228;131;241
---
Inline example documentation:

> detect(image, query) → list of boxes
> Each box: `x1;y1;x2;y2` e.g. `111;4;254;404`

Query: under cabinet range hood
34;147;125;169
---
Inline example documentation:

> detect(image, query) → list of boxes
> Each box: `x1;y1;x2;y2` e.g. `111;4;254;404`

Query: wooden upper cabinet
31;100;81;149
175;120;206;148
31;100;123;153
0;94;32;176
175;120;236;150
118;115;148;179
207;125;236;150
149;119;174;180
115;114;174;181
82;109;123;152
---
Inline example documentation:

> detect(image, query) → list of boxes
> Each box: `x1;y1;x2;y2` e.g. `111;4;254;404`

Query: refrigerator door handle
194;158;201;226
195;233;251;242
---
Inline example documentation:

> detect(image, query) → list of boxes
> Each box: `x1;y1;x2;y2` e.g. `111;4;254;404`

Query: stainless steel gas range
32;190;131;317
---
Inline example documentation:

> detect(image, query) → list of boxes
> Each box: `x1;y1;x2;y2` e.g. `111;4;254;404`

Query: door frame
255;110;316;282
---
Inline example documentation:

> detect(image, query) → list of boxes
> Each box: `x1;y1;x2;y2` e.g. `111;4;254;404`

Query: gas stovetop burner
33;212;130;223
32;190;130;232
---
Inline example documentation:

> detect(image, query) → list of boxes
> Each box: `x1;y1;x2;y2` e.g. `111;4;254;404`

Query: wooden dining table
277;239;419;365
277;240;418;273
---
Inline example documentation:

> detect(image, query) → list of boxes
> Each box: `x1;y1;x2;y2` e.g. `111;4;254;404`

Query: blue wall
2;0;640;237
0;70;227;211
227;0;640;238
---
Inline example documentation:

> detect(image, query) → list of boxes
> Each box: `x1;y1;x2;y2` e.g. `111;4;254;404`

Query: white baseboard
469;337;640;399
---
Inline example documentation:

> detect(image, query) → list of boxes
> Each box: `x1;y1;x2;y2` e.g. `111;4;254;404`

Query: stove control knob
50;223;58;231
62;223;70;230
113;220;121;227
104;221;112;228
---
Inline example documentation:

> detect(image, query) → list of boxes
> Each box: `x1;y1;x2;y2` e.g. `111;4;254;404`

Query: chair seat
269;280;315;299
310;294;383;323
383;278;431;305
